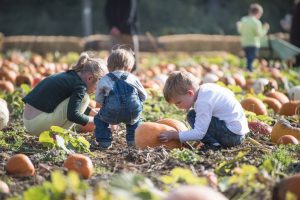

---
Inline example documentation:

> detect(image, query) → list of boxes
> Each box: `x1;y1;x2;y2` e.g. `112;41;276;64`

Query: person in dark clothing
290;0;300;67
22;52;108;135
105;0;139;70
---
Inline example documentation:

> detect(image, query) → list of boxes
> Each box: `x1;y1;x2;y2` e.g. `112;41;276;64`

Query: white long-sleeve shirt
179;83;249;142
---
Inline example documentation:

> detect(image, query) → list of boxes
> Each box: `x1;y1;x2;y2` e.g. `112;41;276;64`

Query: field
0;51;300;200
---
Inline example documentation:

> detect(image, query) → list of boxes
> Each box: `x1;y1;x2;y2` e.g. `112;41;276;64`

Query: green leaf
23;186;50;200
67;171;80;192
51;171;67;193
21;84;31;94
77;136;90;149
39;131;55;148
50;126;67;134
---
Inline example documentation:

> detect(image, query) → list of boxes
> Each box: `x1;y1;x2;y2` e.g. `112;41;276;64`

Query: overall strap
120;73;129;80
107;73;118;81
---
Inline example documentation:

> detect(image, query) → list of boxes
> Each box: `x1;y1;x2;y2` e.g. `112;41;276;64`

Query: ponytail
72;52;89;72
72;51;108;80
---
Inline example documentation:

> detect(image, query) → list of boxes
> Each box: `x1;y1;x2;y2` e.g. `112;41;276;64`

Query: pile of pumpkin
0;52;68;93
0;153;93;195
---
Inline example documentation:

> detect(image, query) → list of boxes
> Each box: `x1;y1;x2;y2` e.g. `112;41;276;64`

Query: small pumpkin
270;119;300;143
240;97;268;115
278;101;300;116
135;122;182;149
0;80;14;93
232;73;246;88
156;118;188;132
5;154;35;177
277;135;299;145
263;97;282;113
15;74;34;87
0;181;9;194
64;154;93;179
265;91;289;105
79;123;95;133
273;173;300;200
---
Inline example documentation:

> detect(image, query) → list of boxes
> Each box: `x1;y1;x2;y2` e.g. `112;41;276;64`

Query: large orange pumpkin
273;173;300;200
263;97;282;113
240;97;268;115
5;154;35;177
278;101;300;116
277;135;299;145
135;122;182;149
156;118;188;132
271;120;300;143
265;91;289;105
63;154;93;179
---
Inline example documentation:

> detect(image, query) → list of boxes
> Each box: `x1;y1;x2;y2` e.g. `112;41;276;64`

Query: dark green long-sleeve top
22;70;90;125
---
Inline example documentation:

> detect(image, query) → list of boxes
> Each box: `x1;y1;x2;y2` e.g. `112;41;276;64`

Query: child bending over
159;71;249;148
94;46;147;150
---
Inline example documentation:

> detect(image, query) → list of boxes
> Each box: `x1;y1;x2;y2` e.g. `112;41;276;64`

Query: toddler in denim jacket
94;46;147;149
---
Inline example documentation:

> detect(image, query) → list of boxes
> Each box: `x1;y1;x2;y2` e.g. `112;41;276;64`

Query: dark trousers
186;109;245;147
244;46;258;72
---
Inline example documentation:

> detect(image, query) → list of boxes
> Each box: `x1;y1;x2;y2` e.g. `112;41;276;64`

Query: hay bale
158;34;242;54
3;36;84;54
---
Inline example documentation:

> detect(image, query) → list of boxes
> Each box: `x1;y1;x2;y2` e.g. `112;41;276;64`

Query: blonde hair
249;3;263;15
72;52;108;81
107;45;135;71
163;71;200;102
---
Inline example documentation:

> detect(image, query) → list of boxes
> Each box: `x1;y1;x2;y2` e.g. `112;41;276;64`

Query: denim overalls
94;72;142;148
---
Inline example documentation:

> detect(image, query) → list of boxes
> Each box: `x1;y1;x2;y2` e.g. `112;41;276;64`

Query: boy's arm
179;101;213;142
133;77;147;101
255;20;269;37
95;78;109;106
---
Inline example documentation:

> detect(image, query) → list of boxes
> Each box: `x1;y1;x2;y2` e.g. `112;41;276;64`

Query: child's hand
158;130;179;143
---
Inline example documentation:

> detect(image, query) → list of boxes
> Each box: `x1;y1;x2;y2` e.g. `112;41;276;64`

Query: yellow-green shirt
237;16;268;48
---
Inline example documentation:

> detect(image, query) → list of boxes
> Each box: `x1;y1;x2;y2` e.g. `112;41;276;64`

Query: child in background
158;71;249;149
23;52;108;135
237;3;269;72
94;46;147;150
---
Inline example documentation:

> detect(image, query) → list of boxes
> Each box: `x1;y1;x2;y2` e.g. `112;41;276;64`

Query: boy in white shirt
159;71;249;148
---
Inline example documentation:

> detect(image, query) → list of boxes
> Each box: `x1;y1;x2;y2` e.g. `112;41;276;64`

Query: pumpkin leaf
39;131;55;148
50;126;67;135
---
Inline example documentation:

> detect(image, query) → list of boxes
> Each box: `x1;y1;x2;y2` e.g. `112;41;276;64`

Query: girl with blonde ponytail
22;52;108;135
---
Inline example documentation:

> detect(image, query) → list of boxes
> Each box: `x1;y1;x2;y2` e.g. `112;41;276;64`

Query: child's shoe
99;142;112;150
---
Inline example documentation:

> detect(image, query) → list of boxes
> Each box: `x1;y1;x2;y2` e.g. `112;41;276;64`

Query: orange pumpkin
265;91;289;105
232;74;246;88
240;97;268;115
0;80;14;93
5;154;35;177
271;120;300;143
278;101;300;116
263;97;282;113
15;74;34;87
79;123;95;133
63;154;93;179
135;122;182;149
273;173;300;200
156;118;188;132
277;135;299;145
0;181;9;194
